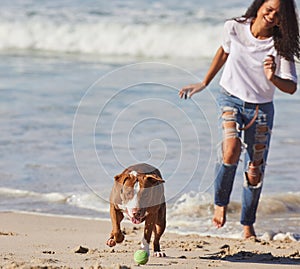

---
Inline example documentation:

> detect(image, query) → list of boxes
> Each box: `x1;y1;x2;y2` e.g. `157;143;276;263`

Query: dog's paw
153;251;166;257
106;238;116;247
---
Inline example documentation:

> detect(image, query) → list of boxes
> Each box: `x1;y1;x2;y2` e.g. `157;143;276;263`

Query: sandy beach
0;212;299;269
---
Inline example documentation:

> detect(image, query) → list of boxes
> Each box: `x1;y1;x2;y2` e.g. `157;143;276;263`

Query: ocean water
1;0;300;239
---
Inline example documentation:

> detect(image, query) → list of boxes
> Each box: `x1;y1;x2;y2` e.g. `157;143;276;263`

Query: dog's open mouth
130;216;143;224
125;208;146;224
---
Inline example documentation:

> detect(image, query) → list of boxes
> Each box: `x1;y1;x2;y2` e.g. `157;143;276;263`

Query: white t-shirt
220;19;297;104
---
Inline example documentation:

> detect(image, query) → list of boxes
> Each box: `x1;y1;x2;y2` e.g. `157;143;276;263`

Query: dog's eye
124;190;134;199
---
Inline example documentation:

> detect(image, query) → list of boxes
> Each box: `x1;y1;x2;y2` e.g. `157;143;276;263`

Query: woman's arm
270;76;297;94
179;46;229;98
264;55;297;94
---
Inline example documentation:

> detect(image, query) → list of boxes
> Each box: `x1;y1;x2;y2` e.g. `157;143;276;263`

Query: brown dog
106;163;166;257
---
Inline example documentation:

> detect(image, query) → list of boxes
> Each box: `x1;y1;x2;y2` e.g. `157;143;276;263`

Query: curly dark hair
236;0;300;61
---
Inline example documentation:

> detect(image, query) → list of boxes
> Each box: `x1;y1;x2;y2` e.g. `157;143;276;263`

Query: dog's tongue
125;209;142;224
130;217;142;224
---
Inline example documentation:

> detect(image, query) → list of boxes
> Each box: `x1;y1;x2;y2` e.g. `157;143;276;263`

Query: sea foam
0;19;223;59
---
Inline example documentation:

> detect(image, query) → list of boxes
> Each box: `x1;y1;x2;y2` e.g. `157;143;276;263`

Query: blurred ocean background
1;0;300;239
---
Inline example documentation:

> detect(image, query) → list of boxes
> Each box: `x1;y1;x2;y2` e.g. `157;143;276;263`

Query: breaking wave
0;19;223;59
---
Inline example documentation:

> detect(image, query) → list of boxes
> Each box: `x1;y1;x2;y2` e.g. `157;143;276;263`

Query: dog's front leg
153;203;166;257
106;204;124;247
140;215;155;255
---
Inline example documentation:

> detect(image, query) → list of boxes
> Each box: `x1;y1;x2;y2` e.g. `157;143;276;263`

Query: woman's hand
264;54;297;94
178;82;206;99
178;47;228;99
263;55;276;81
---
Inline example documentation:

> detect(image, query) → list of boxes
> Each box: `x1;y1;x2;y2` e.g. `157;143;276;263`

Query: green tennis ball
134;249;149;265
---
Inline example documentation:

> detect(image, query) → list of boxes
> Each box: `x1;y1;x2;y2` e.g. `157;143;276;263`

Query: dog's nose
132;208;141;218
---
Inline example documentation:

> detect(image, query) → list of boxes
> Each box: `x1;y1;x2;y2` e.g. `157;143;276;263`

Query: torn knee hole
256;125;269;133
222;110;240;139
223;126;239;139
246;163;262;186
255;124;270;143
253;144;266;162
222;108;238;122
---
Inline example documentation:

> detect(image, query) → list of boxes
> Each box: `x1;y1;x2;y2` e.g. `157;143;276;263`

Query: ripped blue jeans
215;89;274;226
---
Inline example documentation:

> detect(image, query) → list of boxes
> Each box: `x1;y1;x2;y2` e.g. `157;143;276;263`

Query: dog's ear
115;173;132;186
111;173;127;205
113;173;127;193
143;174;165;185
114;173;123;183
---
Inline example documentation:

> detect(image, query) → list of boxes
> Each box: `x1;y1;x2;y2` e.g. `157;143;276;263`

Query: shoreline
3;209;300;240
1;211;299;268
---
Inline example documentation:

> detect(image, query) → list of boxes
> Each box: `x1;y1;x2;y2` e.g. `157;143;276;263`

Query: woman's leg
213;104;243;228
241;103;274;238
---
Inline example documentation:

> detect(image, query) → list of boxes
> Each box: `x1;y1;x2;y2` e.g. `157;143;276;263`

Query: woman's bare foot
212;205;227;228
244;225;256;239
